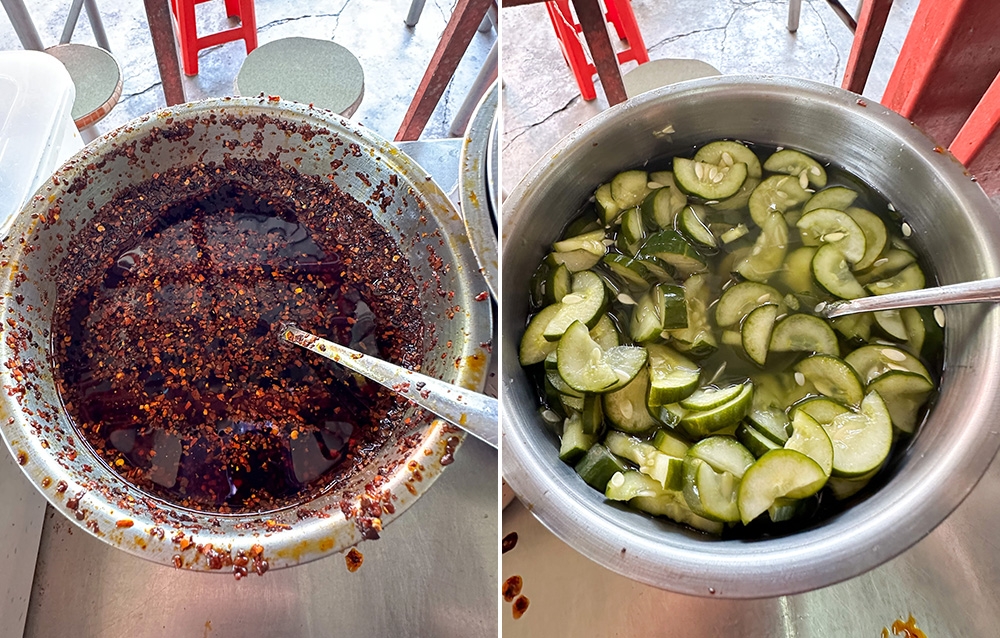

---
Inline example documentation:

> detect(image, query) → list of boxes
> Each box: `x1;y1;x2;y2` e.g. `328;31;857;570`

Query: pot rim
1;96;493;572
501;75;1000;598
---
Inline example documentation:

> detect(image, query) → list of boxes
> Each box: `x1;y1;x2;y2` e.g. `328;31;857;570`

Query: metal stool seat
235;37;364;117
45;43;122;134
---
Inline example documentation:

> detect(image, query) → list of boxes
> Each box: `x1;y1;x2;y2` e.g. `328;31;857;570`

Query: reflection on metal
460;81;499;300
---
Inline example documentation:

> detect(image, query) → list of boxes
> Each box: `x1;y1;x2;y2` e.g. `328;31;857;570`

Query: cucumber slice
589;314;621;350
553;229;608;256
794;354;865;406
844;207;888;270
580;393;605;435
737;449;827;524
867;370;934;433
602;254;651;289
673;157;748;200
710;177;759;212
640;182;688;230
629;283;687;342
695;140;763;179
811;243;867;299
669;273;718;357
901;306;943;359
785;411;834;476
679;382;754;437
547;365;584;400
715;281;786;328
681;383;747;411
545;263;572;304
565;215;603;237
543;270;608;340
867;263;925;296
682;456;741;523
720;223;750;244
560;393;585;413
606;470;663;501
874;309;908;341
769;314;839;356
595;183;622;224
753;372;815;410
603;367;658;434
803;186;858;213
856;249;917;285
641;230;707;276
545;249;603;273
557;321;647;393
791;397;851;425
831;312;873;342
763;149;828;188
653;428;692;457
687;436;756;479
768;498;809;523
844;345;933;385
678;205;718;249
647;344;701;406
736;422;782;458
618;206;648;252
632;254;675;283
519;304;561;365
735;211;788;283
827;472;875;500
796;208;867;265
575;443;629;491
779;246;822;297
629;492;725;534
605;431;684;489
559;412;595;463
748;175;810;226
611;170;651;209
822;390;892;477
741;303;780;366
747;407;793;443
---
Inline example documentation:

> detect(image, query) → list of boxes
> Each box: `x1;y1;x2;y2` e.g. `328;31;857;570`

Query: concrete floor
500;0;920;195
0;0;495;142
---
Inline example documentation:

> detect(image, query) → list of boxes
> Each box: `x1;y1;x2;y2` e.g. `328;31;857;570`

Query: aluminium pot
0;97;492;572
501;76;1000;598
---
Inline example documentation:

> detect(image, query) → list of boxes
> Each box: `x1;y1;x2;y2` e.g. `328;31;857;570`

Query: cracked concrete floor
500;0;920;196
1;0;495;141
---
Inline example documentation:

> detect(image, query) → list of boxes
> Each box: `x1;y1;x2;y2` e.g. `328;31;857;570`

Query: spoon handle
281;325;498;449
821;276;1000;318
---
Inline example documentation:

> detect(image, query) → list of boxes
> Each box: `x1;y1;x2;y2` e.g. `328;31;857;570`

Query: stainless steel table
4;138;497;638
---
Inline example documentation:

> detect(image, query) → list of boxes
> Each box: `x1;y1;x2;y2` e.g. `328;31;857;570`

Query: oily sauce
52;161;425;513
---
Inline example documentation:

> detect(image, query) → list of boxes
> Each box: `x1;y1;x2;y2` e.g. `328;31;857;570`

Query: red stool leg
544;1;571;66
608;0;647;64
949;70;1000;164
841;0;894;94
604;0;626;40
224;0;240;18
238;0;257;53
548;0;597;101
175;0;200;75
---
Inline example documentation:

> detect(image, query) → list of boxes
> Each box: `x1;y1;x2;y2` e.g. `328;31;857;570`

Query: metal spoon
280;324;498;449
817;277;1000;319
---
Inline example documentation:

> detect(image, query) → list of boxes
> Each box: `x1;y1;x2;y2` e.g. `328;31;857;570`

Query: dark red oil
55;183;392;512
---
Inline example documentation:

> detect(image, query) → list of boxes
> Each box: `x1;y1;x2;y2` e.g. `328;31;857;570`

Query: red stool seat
545;0;647;101
169;0;258;76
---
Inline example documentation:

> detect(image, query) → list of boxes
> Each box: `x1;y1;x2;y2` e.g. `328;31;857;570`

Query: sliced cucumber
867;263;925;296
779;246;822;297
678;204;718;249
747;406;792;443
741;303;780;366
629;283;687;342
831;312;873;342
844;344;932;385
647;344;701;406
720;223;750;244
803;186;858;213
603;367;658;434
867;370;934;434
611;170;651;209
737;449;827;524
554;229;608;256
901;306;943;359
681;383;747;411
735;211;788;283
737;422;782;458
791;396;851;425
653;428;692;458
603;254;650;289
545;249;603;273
640;230;707;276
785;411;834;476
874;309;908;341
605;470;663;501
557;321;647;393
683;456;741;523
575;443;629;491
679;382;754;437
632;254;675;283
694;140;763;179
763;149;828;188
715;281;786;328
844;207;888;270
855;249;917;285
794;354;865;406
580;393;605;435
811;243;867;299
542;270;608;340
710;177;760;212
629;491;725;534
748;174;810;226
594;183;622;224
796;208;867;265
669;273;718;357
589;313;621;350
559;412;595;463
687;436;756;479
753;372;815;410
519;304;561;365
769;314;839;356
673;157;748;200
546;263;572;304
640;181;688;230
822;390;892;478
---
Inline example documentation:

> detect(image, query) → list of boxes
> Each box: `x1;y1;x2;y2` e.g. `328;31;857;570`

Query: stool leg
83;0;111;51
239;0;257;53
787;0;801;33
549;0;597;101
611;0;647;64
405;0;426;27
175;0;199;75
842;0;894;95
224;0;239;18
949;71;1000;166
573;0;627;105
604;0;626;40
448;39;498;136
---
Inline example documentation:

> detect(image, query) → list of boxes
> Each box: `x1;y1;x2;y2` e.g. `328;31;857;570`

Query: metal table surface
5;138;497;638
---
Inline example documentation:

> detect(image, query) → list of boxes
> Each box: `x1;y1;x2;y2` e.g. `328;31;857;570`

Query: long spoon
816;277;1000;319
280;324;498;449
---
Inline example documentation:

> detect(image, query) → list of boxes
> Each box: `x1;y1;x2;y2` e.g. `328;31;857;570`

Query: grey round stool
235;37;365;117
45;43;122;140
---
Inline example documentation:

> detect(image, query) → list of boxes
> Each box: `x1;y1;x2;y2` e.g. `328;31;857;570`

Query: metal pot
0;97;492;572
501;76;1000;598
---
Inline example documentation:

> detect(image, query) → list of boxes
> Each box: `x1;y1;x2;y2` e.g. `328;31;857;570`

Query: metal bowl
501;76;1000;598
0;97;492;572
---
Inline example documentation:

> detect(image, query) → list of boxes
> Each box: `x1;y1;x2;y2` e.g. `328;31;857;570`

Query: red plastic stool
545;0;647;101
169;0;258;76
